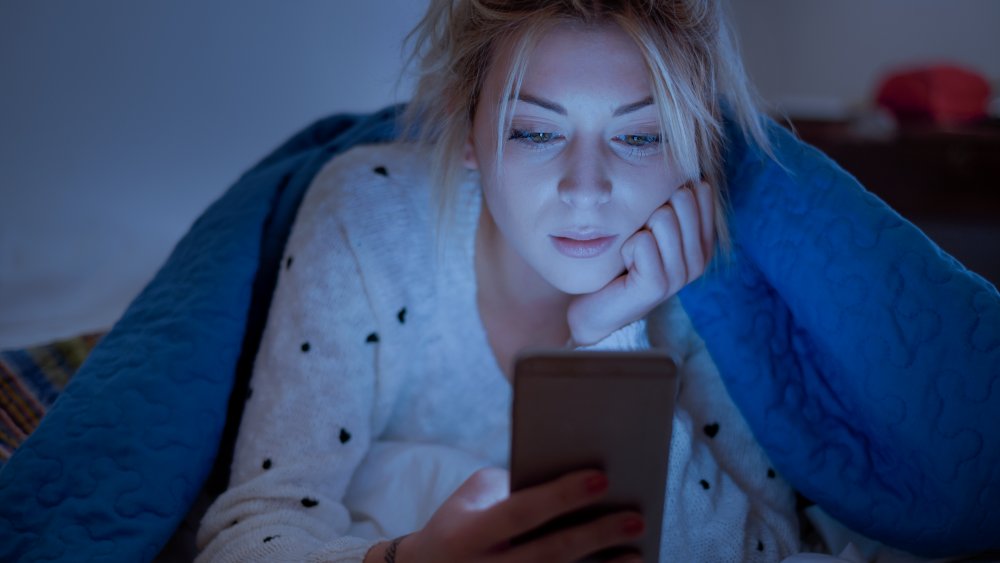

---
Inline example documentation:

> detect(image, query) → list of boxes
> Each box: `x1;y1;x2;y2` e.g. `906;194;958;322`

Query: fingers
420;469;642;563
489;470;610;539
477;469;609;548
498;510;645;563
666;185;705;284
579;229;664;340
647;204;687;293
622;229;666;292
567;181;716;346
648;181;715;289
451;467;510;511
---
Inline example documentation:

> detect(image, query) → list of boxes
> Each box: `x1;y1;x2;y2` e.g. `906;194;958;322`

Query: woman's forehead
482;21;653;112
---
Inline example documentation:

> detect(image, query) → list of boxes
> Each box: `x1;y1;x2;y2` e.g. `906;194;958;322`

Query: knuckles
469;467;507;486
647;206;680;230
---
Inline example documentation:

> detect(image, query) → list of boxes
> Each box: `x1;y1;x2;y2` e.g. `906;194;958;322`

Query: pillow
0;332;103;466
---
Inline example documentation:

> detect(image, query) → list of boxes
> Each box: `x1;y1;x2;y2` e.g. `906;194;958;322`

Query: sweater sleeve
195;169;383;562
574;318;651;351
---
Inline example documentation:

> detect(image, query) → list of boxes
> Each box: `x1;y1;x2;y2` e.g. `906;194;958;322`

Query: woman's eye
617;134;661;147
613;133;663;158
509;129;559;144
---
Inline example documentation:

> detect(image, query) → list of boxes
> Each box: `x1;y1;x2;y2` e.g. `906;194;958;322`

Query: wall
731;0;1000;117
0;1;428;346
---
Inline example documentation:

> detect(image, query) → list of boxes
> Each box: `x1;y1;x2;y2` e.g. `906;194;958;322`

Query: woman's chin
546;267;622;296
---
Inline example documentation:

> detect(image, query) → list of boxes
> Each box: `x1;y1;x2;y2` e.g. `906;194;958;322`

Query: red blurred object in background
875;64;991;125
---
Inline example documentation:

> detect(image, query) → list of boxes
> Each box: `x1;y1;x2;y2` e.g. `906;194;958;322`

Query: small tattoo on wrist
384;534;408;563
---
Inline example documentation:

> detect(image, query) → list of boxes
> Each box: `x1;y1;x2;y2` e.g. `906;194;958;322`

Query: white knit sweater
195;142;800;562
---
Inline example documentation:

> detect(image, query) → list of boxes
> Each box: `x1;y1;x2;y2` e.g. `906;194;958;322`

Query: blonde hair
402;0;770;261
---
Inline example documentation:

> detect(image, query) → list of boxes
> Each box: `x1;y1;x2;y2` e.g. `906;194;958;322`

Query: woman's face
467;21;687;296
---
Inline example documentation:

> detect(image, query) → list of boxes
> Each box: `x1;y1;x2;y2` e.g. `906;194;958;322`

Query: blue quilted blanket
1;106;997;561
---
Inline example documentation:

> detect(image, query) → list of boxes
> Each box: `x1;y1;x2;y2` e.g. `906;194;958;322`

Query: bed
1;105;997;562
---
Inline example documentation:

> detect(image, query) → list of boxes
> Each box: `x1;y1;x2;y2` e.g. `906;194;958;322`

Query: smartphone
509;350;678;563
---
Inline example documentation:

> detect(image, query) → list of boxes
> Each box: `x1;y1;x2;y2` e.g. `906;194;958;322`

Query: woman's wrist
385;534;409;563
363;534;413;563
362;540;389;563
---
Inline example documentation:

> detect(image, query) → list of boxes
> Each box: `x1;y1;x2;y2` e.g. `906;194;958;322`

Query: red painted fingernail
623;517;645;536
585;474;608;494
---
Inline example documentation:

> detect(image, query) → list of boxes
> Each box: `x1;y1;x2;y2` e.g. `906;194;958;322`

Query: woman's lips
550;234;618;258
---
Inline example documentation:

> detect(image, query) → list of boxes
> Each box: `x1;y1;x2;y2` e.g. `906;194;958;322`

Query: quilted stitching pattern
679;119;1000;556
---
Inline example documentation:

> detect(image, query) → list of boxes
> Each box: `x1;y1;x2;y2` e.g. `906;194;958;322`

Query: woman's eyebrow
613;96;654;117
514;93;655;117
516;93;566;115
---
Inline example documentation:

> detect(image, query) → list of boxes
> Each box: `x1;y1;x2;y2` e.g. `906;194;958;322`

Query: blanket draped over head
1;105;997;561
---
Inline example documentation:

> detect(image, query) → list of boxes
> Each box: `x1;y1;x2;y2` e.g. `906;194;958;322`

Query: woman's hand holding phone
386;467;644;563
568;181;716;346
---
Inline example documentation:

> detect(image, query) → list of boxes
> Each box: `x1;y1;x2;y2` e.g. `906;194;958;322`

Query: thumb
453;467;510;511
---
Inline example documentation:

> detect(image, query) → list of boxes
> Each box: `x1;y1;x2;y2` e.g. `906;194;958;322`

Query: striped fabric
0;332;103;465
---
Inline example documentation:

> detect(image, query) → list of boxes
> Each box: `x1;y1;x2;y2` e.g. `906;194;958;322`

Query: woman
196;1;914;561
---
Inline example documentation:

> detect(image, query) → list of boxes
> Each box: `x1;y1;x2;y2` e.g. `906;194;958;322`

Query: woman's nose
557;141;612;208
